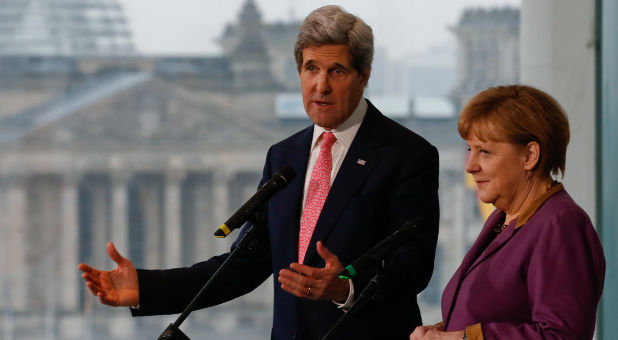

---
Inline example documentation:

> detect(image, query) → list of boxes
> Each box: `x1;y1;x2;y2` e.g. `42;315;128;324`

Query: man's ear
522;141;541;171
359;68;370;87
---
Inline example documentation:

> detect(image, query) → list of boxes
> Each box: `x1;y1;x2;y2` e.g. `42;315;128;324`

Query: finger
278;268;303;281
425;329;441;339
280;281;316;300
316;241;343;269
85;281;103;296
106;242;126;265
409;326;425;339
81;271;102;284
80;271;100;284
77;263;99;274
278;269;311;288
279;282;302;297
289;263;317;277
279;277;307;298
278;270;316;299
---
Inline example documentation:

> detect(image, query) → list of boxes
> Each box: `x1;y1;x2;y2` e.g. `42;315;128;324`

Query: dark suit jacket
442;187;605;339
133;100;440;340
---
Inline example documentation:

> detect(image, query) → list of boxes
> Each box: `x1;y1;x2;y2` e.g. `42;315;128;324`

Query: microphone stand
320;265;387;340
157;219;265;340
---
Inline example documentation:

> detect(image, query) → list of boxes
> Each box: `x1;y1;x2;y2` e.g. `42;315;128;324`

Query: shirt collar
514;182;564;229
310;98;368;150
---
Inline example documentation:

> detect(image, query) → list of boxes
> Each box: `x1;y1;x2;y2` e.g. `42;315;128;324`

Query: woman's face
464;134;530;212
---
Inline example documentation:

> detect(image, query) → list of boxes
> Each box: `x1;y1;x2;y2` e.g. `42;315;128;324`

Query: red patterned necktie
298;132;337;263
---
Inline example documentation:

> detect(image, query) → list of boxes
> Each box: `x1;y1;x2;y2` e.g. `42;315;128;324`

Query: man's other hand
77;242;139;307
278;241;350;301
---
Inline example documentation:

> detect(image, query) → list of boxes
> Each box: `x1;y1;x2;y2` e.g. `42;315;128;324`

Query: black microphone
214;166;296;238
338;217;425;279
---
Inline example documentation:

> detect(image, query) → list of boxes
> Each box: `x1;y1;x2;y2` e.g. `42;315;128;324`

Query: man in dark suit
78;5;439;340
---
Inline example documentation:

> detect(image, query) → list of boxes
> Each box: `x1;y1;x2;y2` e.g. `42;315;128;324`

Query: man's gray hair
294;5;374;73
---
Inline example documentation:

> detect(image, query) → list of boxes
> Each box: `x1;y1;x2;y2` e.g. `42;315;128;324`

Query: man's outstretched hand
78;242;139;307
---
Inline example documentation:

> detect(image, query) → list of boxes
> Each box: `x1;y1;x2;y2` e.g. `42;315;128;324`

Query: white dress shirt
301;98;368;209
300;98;368;311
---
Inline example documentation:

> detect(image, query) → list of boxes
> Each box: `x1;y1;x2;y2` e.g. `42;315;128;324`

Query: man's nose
316;73;332;95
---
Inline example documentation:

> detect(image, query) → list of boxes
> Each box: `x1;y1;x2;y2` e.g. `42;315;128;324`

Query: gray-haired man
79;6;439;339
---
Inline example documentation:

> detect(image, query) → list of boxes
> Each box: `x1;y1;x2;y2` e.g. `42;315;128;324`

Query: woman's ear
522;141;541;171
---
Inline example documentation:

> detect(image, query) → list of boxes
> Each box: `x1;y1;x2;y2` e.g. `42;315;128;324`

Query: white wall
520;0;597;222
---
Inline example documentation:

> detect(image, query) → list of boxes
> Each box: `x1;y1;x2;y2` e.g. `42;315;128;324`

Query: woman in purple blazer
411;85;605;340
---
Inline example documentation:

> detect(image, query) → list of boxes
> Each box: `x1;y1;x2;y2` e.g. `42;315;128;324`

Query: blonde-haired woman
411;85;605;340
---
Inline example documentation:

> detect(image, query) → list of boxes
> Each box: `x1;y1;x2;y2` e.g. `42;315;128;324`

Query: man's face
299;44;369;130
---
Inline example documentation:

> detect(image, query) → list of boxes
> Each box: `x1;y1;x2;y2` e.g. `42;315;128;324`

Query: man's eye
334;68;344;74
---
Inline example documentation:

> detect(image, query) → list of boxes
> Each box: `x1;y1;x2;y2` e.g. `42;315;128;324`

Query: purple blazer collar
443;184;566;328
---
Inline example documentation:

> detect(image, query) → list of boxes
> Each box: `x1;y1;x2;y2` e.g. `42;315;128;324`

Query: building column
164;169;186;268
0;177;10;321
3;175;28;311
111;172;131;258
59;172;80;311
192;174;213;262
90;181;109;269
0;179;6;302
141;178;162;269
108;172;136;337
213;170;233;254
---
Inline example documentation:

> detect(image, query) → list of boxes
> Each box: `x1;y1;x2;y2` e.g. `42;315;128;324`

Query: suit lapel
457;211;505;277
272;127;313;264
443;210;505;328
302;104;383;264
463;217;517;276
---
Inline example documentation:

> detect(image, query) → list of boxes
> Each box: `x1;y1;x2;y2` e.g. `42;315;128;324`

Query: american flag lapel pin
356;158;366;166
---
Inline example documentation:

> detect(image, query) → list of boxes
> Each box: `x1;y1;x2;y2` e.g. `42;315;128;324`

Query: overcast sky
119;0;520;59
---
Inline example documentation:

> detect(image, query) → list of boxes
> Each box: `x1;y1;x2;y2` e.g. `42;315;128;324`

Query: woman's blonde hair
458;85;570;178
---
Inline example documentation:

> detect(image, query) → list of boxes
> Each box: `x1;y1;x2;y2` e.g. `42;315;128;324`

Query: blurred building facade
0;1;519;339
0;0;134;57
450;7;520;110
